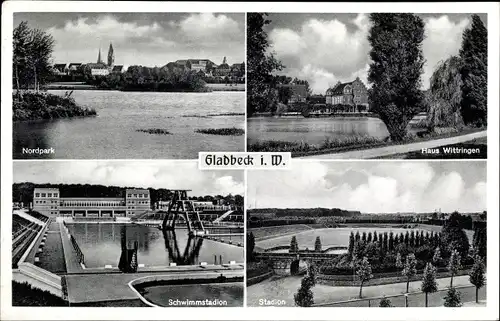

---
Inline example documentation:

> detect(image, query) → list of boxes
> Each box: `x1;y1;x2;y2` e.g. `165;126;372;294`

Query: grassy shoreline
248;127;486;157
13;92;96;121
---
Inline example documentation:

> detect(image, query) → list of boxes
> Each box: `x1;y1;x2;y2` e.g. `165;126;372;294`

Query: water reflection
67;223;243;267
163;229;203;265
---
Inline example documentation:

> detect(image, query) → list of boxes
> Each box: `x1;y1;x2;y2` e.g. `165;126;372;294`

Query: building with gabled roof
325;77;369;112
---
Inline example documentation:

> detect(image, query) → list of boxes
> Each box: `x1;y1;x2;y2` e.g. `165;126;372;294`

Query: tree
367;232;373;243
356;256;373;298
373;231;378;243
459;14;487;127
395;252;403;270
247;232;255;261
441;212;470;261
247;13;283;115
348;232;355;255
473;227;487;259
448;249;462;287
379;297;392;307
294;264;317;307
469;255;485;303
368;13;426;141
362;232;367;243
443;287;462;307
432;247;442;267
289;236;299;253
388;232;394;251
13;21;55;92
314;236;322;252
402;253;417;293
427;56;464;130
421;263;438;307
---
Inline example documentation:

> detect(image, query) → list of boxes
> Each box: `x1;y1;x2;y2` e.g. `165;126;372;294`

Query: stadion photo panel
2;2;499;321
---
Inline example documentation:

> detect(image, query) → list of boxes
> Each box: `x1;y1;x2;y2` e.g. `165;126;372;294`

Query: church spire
97;47;103;64
222;56;227;65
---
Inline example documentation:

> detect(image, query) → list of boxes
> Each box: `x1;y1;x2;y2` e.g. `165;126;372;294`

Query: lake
66;223;244;268
14;90;245;159
255;227;430;250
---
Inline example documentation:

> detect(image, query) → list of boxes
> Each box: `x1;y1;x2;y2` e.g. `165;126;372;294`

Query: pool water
66;223;244;268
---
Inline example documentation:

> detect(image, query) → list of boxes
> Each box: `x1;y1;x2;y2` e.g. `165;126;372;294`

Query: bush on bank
12;281;68;306
13;92;96;121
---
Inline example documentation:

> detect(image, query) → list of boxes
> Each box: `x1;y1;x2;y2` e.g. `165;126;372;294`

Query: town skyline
264;13;487;93
14;12;245;67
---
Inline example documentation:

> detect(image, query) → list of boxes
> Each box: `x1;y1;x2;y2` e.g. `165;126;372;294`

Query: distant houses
162;56;245;82
51;44;245;84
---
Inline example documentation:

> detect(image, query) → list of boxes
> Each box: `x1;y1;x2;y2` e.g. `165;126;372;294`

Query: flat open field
249;224;314;241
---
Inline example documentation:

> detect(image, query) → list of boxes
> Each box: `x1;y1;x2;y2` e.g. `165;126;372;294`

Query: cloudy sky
13;161;244;197
14;12;245;67
264;13;487;93
248;161;486;213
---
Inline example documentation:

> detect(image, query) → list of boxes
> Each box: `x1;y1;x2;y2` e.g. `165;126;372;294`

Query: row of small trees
295;251;485;307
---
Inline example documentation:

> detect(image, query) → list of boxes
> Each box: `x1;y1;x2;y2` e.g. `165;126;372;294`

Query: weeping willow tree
426;56;464;130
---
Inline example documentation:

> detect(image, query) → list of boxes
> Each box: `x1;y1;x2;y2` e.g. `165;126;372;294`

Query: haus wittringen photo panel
247;13;487;159
12;161;244;307
13;12;245;159
246;161;487;307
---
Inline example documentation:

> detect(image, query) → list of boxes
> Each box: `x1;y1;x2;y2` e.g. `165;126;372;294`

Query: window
134;194;137;198
41;193;46;197
54;193;58;197
35;193;40;197
127;194;132;198
48;193;52;197
138;194;143;198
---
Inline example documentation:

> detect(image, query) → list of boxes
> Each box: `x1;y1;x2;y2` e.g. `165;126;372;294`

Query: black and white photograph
247;13;487;159
246;161;487;307
11;161;244;307
13;12;245;159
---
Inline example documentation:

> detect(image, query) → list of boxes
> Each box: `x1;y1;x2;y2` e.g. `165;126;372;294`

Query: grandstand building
32;187;150;218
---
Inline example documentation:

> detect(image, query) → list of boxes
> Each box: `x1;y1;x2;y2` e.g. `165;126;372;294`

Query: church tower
222;56;227;65
107;43;115;67
97;47;103;64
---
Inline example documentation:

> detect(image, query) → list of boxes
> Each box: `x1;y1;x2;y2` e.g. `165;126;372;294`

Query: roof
68;63;82;67
112;65;125;71
278;84;307;98
327;82;353;95
86;63;108;69
53;64;67;71
175;59;214;65
217;63;230;69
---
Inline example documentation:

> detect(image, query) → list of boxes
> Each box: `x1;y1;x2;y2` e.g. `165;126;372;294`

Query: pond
14;90;245;159
247;116;390;146
66;223;244;268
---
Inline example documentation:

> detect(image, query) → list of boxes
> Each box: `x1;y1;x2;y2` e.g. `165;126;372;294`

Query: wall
13;263;63;298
